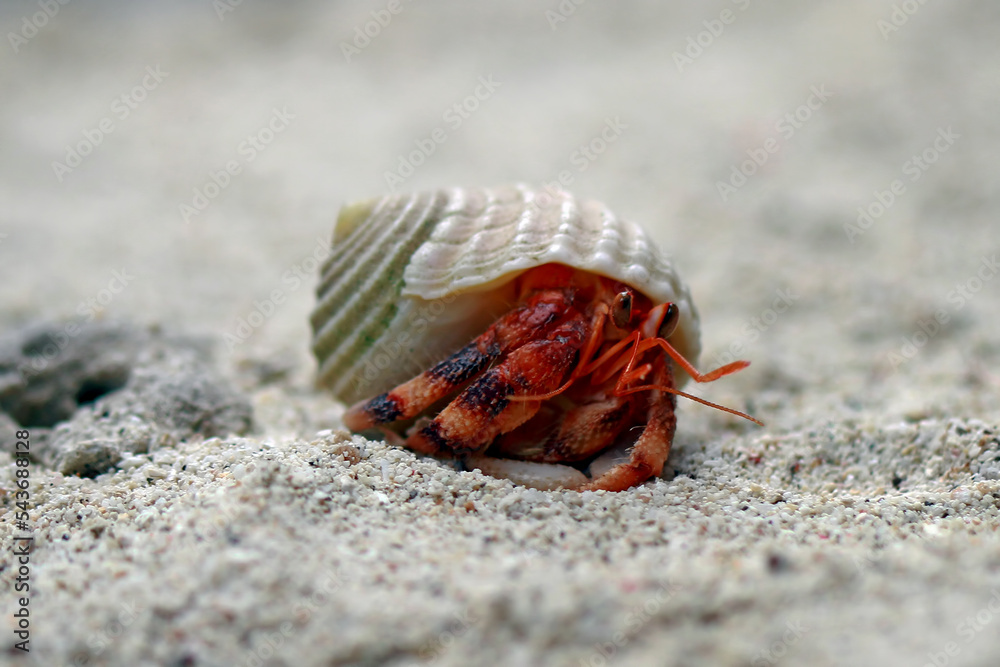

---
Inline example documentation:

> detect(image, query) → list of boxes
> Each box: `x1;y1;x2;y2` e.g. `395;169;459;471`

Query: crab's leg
507;303;613;403
405;316;588;456
623;335;750;385
342;289;575;431
580;361;678;492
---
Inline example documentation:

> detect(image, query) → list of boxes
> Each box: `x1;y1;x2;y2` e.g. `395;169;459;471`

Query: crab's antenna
614;330;763;426
616;381;763;425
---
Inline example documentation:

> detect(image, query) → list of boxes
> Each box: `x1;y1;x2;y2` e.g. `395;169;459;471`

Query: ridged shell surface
311;185;701;405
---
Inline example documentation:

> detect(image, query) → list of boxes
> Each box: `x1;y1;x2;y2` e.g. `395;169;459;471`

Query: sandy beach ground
2;1;1000;665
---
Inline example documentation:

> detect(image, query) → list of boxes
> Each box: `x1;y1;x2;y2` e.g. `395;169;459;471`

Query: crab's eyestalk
658;303;680;339
611;291;633;329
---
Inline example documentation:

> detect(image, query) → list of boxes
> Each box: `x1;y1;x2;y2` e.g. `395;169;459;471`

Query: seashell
310;184;700;406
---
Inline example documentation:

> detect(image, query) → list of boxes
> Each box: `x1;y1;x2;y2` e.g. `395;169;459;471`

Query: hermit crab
311;185;759;491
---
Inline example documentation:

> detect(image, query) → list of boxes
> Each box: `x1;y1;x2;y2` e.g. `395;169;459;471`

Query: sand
2;1;1000;665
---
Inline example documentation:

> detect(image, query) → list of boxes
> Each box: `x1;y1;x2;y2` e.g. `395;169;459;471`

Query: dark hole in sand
0;322;139;429
2;367;132;429
74;377;128;407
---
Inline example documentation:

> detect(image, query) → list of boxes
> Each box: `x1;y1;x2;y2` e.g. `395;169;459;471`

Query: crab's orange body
343;264;758;491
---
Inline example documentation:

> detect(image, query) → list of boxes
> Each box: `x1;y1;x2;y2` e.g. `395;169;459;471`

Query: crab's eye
658;303;680;339
611;291;633;329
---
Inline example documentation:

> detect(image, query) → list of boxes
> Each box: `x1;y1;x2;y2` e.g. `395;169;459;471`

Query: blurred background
3;2;1000;665
2;0;998;427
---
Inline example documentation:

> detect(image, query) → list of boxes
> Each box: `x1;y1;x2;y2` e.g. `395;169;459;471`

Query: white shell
311;185;701;405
